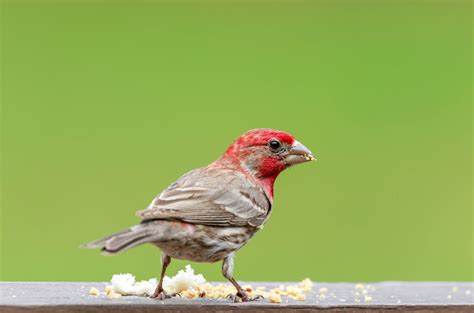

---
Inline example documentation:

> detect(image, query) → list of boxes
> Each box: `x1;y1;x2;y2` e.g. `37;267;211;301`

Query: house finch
82;128;315;302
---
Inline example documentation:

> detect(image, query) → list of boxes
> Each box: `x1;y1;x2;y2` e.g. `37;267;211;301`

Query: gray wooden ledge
1;282;473;313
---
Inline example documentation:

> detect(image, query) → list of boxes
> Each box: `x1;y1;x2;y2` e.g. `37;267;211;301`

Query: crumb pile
181;278;313;303
163;265;206;293
261;279;314;302
110;273;157;296
88;265;314;303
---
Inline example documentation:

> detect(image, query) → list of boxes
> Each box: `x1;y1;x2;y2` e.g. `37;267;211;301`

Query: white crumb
110;273;157;296
163;265;206;293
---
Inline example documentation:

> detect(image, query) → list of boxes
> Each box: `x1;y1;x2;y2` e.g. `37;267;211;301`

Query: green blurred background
1;0;472;282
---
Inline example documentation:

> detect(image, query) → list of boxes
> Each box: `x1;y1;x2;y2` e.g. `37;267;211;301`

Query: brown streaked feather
136;167;271;227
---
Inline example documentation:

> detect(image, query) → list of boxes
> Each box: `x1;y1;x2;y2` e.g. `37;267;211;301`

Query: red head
217;128;315;198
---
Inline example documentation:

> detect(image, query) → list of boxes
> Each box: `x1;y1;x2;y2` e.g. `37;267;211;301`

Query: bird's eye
269;140;281;150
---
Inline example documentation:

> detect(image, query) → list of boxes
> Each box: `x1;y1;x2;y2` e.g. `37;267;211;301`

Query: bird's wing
136;168;271;227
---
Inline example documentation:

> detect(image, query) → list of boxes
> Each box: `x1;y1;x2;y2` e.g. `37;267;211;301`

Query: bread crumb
103;266;313;302
290;293;306;301
110;273;157;296
89;287;100;296
354;283;364;290
105;286;112;294
286;286;301;296
318;287;328;294
107;291;122;299
447;294;452;299
451;286;458;293
270;287;286;296
163;265;206;293
197;283;236;299
465;290;471;295
181;289;198;299
268;293;282;303
364;295;373;302
298;278;314;292
242;285;253;292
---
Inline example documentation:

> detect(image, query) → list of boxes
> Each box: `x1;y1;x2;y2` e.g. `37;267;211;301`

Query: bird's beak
285;141;316;165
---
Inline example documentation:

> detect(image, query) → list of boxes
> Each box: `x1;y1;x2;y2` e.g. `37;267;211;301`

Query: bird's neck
256;176;276;200
213;155;277;202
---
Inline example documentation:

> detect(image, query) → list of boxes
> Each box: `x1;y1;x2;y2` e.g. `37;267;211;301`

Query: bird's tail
80;222;160;255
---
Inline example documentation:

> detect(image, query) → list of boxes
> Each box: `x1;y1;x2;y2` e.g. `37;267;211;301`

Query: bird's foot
246;294;264;302
227;292;264;303
150;289;177;300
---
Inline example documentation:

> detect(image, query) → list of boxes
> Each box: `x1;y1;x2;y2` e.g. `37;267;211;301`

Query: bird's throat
257;176;276;201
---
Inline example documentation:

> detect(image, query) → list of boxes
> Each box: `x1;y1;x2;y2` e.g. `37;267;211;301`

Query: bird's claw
250;294;264;301
150;290;176;300
227;293;242;303
227;293;263;302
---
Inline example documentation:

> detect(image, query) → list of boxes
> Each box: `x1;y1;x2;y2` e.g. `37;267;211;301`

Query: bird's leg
222;254;263;302
151;254;176;300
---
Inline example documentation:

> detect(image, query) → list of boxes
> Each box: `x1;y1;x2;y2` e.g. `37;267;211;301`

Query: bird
81;128;316;302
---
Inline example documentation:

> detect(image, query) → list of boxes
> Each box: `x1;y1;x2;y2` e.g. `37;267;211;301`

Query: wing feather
136;168;271;227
